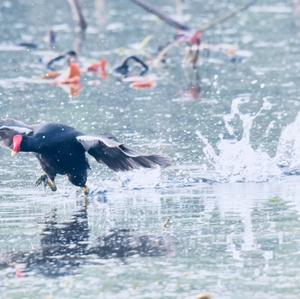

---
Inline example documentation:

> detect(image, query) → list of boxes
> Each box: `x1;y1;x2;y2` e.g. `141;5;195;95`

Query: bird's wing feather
76;135;171;171
0;118;35;148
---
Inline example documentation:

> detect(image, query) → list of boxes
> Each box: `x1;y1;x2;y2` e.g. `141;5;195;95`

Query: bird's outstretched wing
76;135;171;171
0;118;35;148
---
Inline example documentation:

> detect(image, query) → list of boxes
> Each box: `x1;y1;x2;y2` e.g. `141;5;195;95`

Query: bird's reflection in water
90;229;169;259
3;207;90;277
38;207;89;275
1;204;171;277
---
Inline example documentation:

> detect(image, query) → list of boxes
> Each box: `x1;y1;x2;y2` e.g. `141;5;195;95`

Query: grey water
1;0;300;298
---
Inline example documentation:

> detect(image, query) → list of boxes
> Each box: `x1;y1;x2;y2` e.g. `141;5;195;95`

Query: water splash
197;96;282;183
276;112;300;175
117;167;162;189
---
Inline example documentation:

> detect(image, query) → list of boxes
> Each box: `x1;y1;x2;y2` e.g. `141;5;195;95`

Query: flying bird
0;119;171;194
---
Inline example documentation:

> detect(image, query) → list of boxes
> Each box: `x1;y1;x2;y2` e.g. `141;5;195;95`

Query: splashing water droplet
198;96;282;183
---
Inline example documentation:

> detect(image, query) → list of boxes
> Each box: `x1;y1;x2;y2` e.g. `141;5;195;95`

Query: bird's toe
35;175;57;191
35;174;48;187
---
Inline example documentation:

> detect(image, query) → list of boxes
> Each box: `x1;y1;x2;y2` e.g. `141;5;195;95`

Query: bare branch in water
130;0;190;31
68;0;88;52
68;0;88;32
49;30;56;50
74;30;85;53
151;1;256;66
197;0;257;32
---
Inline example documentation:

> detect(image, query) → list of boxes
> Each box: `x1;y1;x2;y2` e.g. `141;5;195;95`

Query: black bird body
22;123;89;187
0;119;171;191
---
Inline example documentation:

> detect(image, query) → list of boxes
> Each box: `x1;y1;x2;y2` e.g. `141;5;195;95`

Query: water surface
1;0;300;298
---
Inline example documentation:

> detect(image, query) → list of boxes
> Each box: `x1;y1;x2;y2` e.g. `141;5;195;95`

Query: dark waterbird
46;50;77;70
0;119;171;194
114;55;149;78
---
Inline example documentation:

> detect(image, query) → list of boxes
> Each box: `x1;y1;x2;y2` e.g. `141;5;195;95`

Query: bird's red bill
12;134;22;153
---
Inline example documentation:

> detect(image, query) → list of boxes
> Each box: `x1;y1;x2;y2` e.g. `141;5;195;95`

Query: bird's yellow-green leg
47;178;57;192
35;174;57;192
82;185;90;195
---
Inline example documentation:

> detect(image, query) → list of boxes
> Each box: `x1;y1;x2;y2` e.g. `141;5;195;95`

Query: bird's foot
35;175;57;192
35;175;48;187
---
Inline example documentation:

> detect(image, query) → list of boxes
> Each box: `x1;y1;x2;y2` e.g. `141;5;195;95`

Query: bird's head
11;134;23;157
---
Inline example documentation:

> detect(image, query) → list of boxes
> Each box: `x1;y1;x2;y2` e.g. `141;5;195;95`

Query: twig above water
197;0;257;32
68;0;88;32
68;0;88;52
150;0;257;65
130;0;190;31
